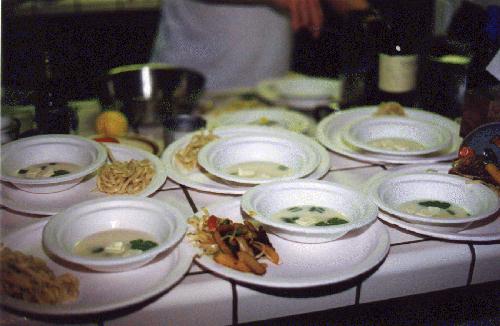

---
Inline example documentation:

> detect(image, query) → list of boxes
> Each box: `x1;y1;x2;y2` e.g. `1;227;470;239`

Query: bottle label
378;54;418;93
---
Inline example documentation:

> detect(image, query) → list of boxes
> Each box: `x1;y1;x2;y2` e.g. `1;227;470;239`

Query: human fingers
302;0;324;38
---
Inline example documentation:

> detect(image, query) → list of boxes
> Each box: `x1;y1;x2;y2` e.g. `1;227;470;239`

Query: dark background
1;0;434;103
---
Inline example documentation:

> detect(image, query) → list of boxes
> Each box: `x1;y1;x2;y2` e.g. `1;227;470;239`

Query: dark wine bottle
34;51;75;134
375;19;419;106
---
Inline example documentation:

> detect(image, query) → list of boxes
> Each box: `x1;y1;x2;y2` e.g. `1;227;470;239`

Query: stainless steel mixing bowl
98;64;205;128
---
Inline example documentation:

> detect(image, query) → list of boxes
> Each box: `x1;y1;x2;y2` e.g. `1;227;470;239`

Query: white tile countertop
1;114;499;325
1;149;499;325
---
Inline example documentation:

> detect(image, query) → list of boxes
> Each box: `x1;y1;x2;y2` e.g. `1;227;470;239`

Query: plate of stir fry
188;208;280;276
187;199;390;288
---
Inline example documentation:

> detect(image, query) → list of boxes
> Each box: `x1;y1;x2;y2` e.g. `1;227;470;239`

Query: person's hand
327;0;370;15
272;0;324;38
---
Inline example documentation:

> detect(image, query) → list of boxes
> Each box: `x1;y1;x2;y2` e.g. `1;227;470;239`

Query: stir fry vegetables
187;209;280;275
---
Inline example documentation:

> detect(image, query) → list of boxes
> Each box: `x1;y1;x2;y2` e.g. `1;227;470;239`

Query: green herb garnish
278;165;289;171
315;217;348;226
418;201;451;209
309;206;326;213
282;217;299;223
92;247;104;254
446;209;455;215
51;170;70;177
18;169;28;174
130;239;158;251
288;207;302;212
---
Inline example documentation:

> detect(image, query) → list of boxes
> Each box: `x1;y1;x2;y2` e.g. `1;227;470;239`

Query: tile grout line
355;283;362;305
181;186;198;213
328;165;381;172
157;187;182;192
231;281;238;325
186;270;210;276
466;243;476;286
390;239;430;247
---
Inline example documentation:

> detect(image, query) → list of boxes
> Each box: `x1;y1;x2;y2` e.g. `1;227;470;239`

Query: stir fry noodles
188;209;280;275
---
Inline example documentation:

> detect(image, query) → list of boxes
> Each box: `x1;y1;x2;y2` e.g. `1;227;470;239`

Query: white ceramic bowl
197;135;320;185
371;173;499;232
42;196;187;272
1;134;107;193
241;180;379;243
274;77;339;100
343;117;452;156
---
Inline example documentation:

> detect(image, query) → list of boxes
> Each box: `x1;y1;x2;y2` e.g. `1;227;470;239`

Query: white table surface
1;148;499;325
1;102;499;325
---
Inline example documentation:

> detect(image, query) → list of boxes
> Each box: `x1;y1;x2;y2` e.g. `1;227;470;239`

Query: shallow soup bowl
344;117;452;156
197;135;320;185
241;180;379;243
0;134;107;193
42;196;187;272
371;173;499;232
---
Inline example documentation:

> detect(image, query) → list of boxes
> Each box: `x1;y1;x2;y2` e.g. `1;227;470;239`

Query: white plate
161;125;330;195
206;108;315;135
256;78;342;111
0;221;194;315
0;143;167;215
378;210;500;242
190;198;390;288
364;164;500;242
316;106;461;164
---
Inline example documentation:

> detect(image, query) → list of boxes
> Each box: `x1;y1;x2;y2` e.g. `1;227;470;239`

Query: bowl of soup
371;173;499;232
197;135;320;185
42;196;187;272
0;134;107;193
241;180;378;243
343;117;452;156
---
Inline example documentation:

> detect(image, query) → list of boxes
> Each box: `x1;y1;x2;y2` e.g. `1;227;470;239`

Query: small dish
371;173;499;232
197;135;320;185
256;78;342;111
42;196;187;272
274;77;339;100
241;180;378;243
343;117;452;156
1;134;107;193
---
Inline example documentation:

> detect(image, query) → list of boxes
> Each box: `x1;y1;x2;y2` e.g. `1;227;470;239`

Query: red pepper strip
458;146;475;159
207;215;218;231
93;137;119;143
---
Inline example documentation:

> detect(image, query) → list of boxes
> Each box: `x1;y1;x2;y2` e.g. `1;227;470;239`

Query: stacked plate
365;164;500;241
161;125;331;194
316;106;462;164
342;116;452;157
256;77;342;111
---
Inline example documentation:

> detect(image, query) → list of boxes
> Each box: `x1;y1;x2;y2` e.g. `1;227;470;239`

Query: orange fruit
95;111;128;137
